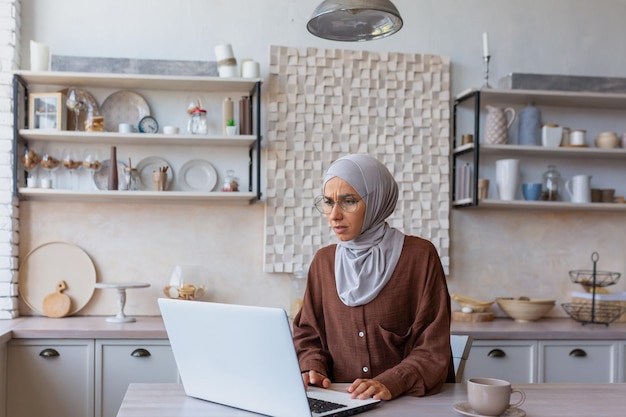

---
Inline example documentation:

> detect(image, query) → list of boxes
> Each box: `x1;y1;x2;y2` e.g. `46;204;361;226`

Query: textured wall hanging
265;45;450;274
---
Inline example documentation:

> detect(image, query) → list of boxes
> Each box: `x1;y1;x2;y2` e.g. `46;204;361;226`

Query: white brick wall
0;0;19;319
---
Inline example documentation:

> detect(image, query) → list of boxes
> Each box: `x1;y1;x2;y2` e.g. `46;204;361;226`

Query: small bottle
223;97;234;134
221;169;239;192
290;268;307;319
541;164;561;201
123;167;139;191
187;109;208;134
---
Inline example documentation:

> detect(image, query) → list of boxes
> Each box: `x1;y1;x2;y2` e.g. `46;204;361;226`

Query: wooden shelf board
18;129;257;147
15;70;261;93
18;188;258;204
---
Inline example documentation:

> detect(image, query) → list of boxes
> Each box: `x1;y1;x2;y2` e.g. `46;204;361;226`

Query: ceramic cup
495;159;520;201
152;171;167;191
569;130;586;146
601;188;615;203
467;378;526;416
522;182;542;201
477;178;489;199
565;174;592;203
118;123;133;133
163;126;179;135
242;60;260;78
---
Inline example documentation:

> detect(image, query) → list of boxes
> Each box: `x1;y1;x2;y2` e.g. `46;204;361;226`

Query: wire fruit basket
561;252;625;326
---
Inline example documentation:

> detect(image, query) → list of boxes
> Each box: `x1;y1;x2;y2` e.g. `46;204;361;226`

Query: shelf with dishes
452;87;626;211
13;70;263;201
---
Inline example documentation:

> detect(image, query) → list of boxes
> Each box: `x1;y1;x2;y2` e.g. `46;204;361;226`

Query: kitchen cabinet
6;339;95;417
452;88;626;211
6;338;178;417
463;340;537;383
538;340;619;383
95;339;179;417
12;71;262;203
463;338;621;384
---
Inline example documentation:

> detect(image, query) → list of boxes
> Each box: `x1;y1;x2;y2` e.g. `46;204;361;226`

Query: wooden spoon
42;280;72;318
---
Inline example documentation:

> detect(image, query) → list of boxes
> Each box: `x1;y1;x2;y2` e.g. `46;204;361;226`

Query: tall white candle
482;32;489;57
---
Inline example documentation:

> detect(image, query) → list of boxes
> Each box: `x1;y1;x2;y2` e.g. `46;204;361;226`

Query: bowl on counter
451;293;494;313
496;297;555;322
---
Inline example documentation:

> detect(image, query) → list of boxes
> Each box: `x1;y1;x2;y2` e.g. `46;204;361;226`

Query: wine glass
66;88;86;131
21;147;40;187
82;149;102;189
62;148;81;189
40;147;61;188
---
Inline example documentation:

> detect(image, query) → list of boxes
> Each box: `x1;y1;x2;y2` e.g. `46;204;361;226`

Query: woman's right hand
302;370;331;389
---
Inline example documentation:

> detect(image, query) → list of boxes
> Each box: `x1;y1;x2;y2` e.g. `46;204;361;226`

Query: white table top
116;382;626;417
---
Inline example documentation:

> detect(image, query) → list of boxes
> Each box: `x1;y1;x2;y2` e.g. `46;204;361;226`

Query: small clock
138;116;159;133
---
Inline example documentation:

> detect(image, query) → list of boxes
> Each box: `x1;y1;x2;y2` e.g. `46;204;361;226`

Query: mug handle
509;387;526;409
505;107;517;128
565;179;573;198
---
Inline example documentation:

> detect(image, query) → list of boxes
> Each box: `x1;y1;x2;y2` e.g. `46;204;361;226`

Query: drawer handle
569;348;587;357
39;348;60;358
487;349;506;358
131;348;151;358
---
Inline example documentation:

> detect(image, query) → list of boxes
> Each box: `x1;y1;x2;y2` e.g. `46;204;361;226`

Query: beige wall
15;0;626;318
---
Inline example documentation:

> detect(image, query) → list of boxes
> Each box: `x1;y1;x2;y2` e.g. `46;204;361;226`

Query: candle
482;32;489;57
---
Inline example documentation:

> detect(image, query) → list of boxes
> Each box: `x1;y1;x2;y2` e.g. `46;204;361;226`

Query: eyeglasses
314;195;365;214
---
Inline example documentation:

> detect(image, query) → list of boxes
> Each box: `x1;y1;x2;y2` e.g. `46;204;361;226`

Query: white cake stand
94;282;150;323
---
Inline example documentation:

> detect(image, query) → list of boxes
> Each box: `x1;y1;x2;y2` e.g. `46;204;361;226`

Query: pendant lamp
307;0;403;42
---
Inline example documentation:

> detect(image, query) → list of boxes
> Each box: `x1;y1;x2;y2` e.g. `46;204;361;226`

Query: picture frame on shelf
28;92;67;130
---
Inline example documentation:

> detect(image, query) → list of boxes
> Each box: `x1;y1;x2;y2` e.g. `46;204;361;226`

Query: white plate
100;90;150;132
93;159;128;190
178;159;218;191
136;156;173;191
18;241;97;316
453;402;526;417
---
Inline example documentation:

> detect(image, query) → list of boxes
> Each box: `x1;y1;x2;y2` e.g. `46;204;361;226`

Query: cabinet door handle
569;348;587;357
487;349;506;358
39;348;60;358
131;348;151;358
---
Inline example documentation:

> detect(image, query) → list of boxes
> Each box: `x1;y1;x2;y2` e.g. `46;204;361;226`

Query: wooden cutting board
452;310;495;322
42;281;71;318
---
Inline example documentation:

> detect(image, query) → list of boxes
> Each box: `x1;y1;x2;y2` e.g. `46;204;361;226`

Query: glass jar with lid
123;167;139;191
187;109;208;134
221;169;239;192
541;164;561;201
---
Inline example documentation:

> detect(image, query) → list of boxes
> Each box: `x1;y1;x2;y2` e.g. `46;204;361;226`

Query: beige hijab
323;154;405;306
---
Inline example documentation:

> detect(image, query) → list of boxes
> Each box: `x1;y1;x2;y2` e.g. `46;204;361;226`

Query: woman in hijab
292;154;453;401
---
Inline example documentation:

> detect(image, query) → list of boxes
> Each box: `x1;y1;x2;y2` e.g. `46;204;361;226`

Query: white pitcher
565;175;591;203
485;105;516;144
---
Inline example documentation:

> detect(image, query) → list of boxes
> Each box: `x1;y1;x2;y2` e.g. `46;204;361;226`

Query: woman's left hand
347;378;392;401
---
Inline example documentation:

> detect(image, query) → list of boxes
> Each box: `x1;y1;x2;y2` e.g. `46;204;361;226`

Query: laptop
158;298;381;417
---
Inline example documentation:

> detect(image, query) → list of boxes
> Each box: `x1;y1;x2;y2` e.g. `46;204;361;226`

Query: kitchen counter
117;382;626;417
0;316;167;340
0;316;624;340
451;317;626;340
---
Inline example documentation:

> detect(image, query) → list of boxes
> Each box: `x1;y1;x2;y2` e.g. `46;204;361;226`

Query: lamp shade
307;0;403;42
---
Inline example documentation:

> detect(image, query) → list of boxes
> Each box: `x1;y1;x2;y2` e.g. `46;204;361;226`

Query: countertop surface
0;316;625;340
116;382;626;417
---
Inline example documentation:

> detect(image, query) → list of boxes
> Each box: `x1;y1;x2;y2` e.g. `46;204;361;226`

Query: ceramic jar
541;124;563;147
518;103;541;146
595;132;619;148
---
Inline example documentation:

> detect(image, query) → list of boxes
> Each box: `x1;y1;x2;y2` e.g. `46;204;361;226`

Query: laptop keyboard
308;397;345;414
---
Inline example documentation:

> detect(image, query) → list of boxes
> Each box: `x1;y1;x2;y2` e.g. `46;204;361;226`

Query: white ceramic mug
242;60;260;78
495;158;520;201
118;123;133;133
570;130;586;146
565;174;592;203
467;378;526;416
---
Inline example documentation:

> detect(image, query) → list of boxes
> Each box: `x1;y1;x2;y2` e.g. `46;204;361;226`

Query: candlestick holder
482;55;492;88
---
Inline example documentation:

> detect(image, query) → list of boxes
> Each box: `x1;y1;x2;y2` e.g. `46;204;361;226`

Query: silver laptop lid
159;298;312;417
